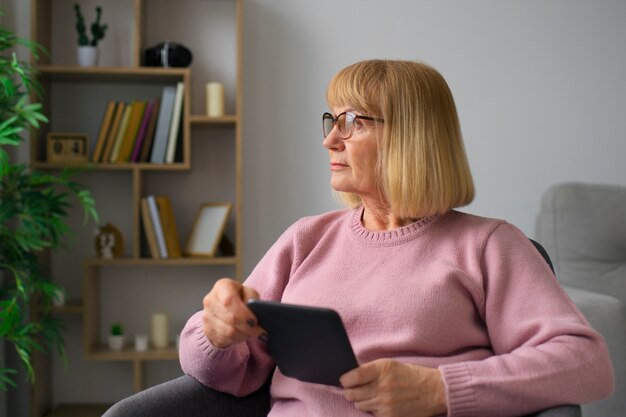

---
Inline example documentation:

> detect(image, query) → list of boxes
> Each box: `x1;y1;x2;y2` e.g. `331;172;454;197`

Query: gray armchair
536;182;626;417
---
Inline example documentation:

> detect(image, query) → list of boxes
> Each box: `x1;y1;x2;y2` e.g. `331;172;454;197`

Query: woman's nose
322;126;345;151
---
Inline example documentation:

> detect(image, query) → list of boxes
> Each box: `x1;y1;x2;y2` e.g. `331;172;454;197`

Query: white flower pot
77;46;99;67
108;334;125;351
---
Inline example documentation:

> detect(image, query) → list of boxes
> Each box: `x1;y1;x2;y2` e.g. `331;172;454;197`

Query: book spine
140;197;160;259
92;100;116;162
117;100;147;163
139;98;161;162
101;102;124;163
146;195;168;258
165;82;185;164
109;104;132;163
130;100;155;162
150;86;176;164
155;195;181;257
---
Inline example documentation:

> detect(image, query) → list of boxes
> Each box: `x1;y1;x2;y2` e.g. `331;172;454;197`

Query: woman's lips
330;162;349;171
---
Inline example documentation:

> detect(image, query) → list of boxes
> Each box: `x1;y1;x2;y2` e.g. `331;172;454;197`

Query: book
138;98;160;162
150;86;177;164
116;100;147;163
140;197;160;259
92;100;116;162
130;100;155;162
109;103;132;163
155;195;181;257
165;82;185;163
146;195;168;258
100;101;125;163
138;98;161;162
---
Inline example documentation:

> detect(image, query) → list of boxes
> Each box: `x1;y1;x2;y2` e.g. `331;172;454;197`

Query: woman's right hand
202;278;266;348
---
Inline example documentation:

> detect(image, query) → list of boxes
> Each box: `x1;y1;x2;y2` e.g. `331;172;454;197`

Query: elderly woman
179;60;614;417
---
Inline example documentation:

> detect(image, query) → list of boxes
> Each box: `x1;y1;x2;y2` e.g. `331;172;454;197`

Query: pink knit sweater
179;208;614;417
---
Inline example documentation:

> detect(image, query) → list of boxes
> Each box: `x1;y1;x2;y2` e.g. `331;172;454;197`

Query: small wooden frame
185;203;232;257
46;132;89;163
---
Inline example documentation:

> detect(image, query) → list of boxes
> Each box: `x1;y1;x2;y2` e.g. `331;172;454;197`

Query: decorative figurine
94;222;124;259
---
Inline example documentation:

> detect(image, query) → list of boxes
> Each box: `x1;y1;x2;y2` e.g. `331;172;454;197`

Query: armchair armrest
528;405;582;416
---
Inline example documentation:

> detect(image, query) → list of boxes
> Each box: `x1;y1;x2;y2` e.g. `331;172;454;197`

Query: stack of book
91;82;185;164
140;195;182;259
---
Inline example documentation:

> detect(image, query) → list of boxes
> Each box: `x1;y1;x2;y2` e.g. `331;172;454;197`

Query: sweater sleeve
439;223;614;417
178;221;301;396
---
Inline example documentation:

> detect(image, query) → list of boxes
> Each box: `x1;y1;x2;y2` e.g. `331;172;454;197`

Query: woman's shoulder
443;210;507;229
439;210;521;240
441;210;530;247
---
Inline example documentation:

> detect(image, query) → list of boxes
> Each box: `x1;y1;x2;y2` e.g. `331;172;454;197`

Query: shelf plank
86;345;178;361
31;162;190;171
35;65;190;83
84;256;238;267
36;299;84;315
44;404;111;417
189;114;238;125
52;299;84;314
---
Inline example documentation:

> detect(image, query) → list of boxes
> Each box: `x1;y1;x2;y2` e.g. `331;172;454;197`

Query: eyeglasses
322;111;384;139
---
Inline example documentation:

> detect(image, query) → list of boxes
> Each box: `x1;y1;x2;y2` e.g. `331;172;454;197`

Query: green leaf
0;369;17;390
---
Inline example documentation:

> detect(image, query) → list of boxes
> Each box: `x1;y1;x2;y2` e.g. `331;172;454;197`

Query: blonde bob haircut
326;59;475;219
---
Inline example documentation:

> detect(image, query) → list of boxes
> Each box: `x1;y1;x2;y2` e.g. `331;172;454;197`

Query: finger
213;280;257;326
241;285;260;302
216;284;267;340
343;383;377;403
352;397;381;415
240;285;262;327
340;362;381;388
202;280;258;344
207;300;265;343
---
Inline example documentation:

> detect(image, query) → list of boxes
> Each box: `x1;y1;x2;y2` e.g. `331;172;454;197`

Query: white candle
151;313;169;349
206;82;225;117
135;333;149;352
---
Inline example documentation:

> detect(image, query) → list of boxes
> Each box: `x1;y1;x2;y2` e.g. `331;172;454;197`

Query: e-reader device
247;299;358;386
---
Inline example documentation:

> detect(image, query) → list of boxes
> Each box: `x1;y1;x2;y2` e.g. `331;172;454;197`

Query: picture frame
46;132;89;163
185;203;232;257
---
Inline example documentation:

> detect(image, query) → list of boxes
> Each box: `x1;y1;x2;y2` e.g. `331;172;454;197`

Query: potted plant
108;323;124;351
0;13;98;390
73;4;108;67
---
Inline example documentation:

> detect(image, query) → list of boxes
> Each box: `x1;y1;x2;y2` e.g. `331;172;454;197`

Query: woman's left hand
340;359;448;417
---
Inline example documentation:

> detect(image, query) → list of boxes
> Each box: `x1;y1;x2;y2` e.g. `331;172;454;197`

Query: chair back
535;182;626;306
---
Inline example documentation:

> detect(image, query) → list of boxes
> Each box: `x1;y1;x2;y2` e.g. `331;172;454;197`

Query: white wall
242;0;626;274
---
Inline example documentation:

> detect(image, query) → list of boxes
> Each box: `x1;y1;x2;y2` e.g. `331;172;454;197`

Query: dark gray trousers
102;374;580;417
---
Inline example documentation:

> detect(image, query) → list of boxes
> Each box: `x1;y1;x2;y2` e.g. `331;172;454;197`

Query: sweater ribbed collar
348;206;440;246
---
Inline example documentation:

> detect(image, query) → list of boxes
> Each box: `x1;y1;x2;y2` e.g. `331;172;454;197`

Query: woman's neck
360;199;417;231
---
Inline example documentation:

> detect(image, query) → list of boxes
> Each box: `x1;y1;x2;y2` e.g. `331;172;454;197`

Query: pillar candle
206;82;225;117
151;312;169;349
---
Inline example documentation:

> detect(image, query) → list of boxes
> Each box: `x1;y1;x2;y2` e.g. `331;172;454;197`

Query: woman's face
322;106;382;200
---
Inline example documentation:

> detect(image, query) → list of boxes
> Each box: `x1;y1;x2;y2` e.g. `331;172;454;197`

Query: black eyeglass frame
322;111;384;139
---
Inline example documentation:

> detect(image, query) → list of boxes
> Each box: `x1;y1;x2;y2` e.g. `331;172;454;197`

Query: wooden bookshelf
85;345;178;361
29;0;244;415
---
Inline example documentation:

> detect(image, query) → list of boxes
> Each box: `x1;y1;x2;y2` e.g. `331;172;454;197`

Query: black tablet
247;299;358;386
